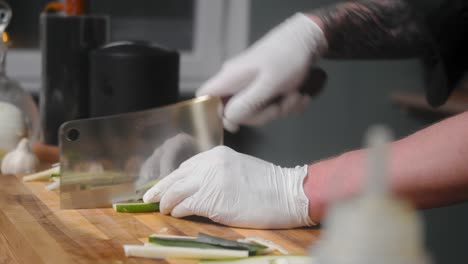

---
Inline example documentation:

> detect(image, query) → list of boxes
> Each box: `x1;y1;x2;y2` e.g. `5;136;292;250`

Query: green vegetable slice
113;202;159;213
196;233;267;256
149;236;224;249
23;166;60;182
147;234;268;256
124;244;248;260
198;255;313;264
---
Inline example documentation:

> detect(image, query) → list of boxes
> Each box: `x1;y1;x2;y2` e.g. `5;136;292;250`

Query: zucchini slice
124;244;248;260
198;255;313;264
196;233;267;256
148;233;267;256
150;234;197;240
113;202;159;213
238;237;289;255
149;235;223;249
23;166;60;182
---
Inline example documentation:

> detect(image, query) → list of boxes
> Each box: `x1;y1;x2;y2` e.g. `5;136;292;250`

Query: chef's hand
143;146;314;229
136;133;198;187
196;13;328;132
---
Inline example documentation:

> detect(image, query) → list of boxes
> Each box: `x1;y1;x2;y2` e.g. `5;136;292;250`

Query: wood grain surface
0;172;321;263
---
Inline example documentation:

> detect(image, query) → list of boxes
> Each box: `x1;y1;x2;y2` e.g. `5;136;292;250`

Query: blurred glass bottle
0;1;40;158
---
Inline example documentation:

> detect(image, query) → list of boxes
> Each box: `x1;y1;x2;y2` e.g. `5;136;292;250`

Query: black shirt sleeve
410;0;468;107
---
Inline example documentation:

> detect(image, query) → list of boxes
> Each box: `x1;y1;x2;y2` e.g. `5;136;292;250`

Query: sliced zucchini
124;244;248;260
113;202;159;213
149;235;223;249
197;233;267;256
239;237;289;255
149;234;197;240
23;166;60;182
147;233;267;256
198;255;313;264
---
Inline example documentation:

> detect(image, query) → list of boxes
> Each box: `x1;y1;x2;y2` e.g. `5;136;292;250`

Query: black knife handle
268;67;328;106
299;67;328;97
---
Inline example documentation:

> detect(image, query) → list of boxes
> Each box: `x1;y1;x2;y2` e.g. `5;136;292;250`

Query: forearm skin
304;111;468;223
307;0;433;59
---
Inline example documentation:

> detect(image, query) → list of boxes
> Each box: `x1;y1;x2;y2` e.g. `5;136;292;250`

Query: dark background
5;0;194;50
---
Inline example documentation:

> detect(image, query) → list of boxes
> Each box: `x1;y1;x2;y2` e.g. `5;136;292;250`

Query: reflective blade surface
59;96;223;209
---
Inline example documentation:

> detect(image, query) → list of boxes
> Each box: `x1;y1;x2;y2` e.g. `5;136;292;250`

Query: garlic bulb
1;138;38;175
0;102;26;157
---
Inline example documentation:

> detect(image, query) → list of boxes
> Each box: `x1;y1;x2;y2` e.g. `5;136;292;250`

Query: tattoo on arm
311;0;433;59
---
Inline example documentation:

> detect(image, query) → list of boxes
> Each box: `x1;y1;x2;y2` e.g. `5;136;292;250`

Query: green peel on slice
197;233;267;256
147;233;267;256
198;255;313;264
124;244;249;260
113;202;159;213
149;236;223;249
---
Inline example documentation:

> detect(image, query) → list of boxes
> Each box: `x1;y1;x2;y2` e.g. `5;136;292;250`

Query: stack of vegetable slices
23;163;61;190
123;233;314;263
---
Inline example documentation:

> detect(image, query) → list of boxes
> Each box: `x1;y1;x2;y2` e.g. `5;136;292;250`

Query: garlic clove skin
0;102;27;154
1;138;39;175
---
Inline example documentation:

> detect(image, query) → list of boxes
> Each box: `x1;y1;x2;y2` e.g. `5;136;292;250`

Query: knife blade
58;96;223;209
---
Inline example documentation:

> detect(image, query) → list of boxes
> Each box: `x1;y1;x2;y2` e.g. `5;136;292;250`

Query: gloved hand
136;133;198;188
196;13;328;132
143;146;315;229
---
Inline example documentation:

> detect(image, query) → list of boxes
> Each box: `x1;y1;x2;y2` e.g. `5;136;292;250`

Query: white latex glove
143;146;314;229
196;13;328;132
136;133;198;188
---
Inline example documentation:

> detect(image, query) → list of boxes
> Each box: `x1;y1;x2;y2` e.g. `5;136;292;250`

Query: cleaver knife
58;96;223;209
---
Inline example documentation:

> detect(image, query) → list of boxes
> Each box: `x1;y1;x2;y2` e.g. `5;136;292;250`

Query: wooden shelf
391;90;468;115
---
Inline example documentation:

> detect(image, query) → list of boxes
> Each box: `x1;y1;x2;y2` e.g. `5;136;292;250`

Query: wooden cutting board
0;173;321;264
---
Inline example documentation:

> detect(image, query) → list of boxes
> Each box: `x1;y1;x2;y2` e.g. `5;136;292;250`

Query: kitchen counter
0;152;321;263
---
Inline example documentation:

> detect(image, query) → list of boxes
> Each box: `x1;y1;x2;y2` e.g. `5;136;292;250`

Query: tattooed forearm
310;0;433;59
